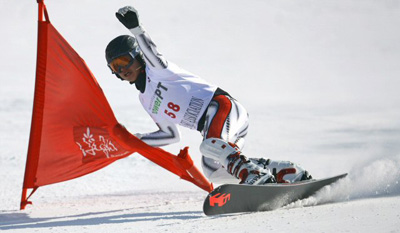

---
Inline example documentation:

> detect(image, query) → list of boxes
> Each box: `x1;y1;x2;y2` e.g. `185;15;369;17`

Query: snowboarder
106;6;312;185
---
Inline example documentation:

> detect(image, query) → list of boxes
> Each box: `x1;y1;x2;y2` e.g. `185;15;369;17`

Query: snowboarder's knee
200;138;238;163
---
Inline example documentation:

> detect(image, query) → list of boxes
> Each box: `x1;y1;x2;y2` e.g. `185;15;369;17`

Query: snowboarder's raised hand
116;6;140;29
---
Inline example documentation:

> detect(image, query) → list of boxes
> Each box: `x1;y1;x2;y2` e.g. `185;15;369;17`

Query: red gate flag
21;1;212;210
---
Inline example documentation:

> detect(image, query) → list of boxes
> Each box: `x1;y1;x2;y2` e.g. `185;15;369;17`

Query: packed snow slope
1;0;400;232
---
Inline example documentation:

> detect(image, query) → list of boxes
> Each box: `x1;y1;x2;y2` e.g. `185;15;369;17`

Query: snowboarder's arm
136;119;180;147
116;6;168;70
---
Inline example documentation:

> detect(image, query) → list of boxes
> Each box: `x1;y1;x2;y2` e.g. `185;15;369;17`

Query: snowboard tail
203;173;347;216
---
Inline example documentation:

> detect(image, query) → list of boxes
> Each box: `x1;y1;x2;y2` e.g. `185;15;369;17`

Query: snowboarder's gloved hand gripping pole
116;6;140;30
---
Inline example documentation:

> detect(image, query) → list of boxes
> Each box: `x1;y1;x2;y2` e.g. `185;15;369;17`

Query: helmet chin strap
133;68;146;93
127;65;144;84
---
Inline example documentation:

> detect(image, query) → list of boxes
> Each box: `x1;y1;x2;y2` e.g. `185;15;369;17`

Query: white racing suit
128;25;310;184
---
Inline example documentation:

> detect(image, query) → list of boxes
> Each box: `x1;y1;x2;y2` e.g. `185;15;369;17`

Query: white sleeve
130;26;168;70
138;119;180;147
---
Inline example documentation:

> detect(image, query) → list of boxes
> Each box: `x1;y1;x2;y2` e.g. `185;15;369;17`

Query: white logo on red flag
75;127;129;162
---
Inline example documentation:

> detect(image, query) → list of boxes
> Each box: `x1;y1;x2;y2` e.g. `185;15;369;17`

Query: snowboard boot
250;158;313;183
200;138;276;185
227;153;276;185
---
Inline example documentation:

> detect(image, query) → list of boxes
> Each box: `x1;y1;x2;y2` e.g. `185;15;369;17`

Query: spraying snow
286;154;400;209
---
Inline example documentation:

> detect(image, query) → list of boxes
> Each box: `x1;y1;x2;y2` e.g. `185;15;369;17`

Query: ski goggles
108;54;135;74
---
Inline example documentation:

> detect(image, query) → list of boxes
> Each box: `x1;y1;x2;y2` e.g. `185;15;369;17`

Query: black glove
116;6;140;29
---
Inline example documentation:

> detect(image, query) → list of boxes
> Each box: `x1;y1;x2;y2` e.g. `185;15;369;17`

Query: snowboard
203;173;347;216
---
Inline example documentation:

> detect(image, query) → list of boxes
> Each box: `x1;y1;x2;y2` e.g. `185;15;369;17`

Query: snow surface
1;0;400;232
